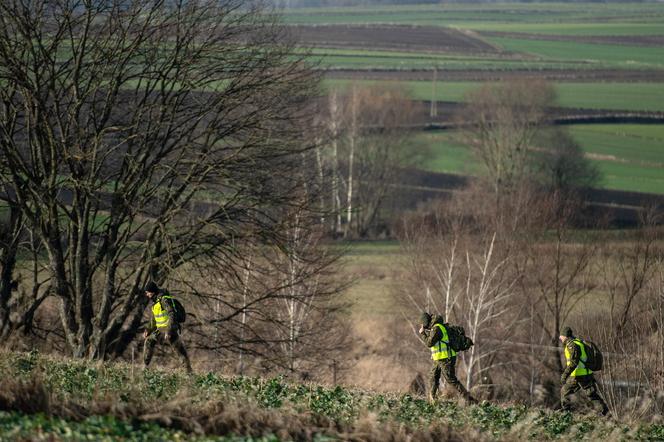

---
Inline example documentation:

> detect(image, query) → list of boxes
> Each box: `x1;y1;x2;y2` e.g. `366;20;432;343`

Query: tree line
0;0;349;379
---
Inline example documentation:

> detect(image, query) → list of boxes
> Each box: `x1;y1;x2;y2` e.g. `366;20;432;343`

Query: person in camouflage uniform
419;312;477;404
559;326;608;416
142;281;192;373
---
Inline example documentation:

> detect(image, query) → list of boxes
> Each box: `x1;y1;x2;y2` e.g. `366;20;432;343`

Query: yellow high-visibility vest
565;338;591;377
430;323;457;360
152;295;174;329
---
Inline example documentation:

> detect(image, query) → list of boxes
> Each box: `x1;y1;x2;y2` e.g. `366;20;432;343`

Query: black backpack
582;340;603;371
445;324;474;352
163;296;186;323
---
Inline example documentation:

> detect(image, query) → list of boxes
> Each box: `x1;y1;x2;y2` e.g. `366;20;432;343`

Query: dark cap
561;326;573;338
144;281;159;293
420;312;432;327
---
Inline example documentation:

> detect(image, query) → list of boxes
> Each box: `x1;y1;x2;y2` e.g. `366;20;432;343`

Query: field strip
324;79;664;112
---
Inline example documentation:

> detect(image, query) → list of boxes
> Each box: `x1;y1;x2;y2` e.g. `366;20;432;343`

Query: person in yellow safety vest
419;312;477;405
142;281;192;373
559;326;608;416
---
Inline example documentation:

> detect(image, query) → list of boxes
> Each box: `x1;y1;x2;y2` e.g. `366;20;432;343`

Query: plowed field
289;24;499;54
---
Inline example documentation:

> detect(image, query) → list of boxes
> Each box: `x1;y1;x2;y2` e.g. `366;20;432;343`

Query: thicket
1;351;663;441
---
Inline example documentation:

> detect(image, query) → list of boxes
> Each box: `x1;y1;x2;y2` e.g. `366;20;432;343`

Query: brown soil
480;31;664;47
287;24;501;54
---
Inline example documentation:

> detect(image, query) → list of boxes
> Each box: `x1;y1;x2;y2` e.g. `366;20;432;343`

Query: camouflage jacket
561;338;581;381
419;315;446;348
147;290;178;335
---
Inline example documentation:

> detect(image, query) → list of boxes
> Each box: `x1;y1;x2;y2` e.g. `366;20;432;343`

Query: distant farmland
416;125;664;195
282;2;664;30
324;79;664;113
284;2;664;195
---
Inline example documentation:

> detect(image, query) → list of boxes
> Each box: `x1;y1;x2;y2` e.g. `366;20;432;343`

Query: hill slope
0;351;662;441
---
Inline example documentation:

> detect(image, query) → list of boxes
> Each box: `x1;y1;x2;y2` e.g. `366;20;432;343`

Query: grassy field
325;79;664;112
283;2;664;28
342;241;403;318
451;22;664;36
311;48;619;70
483;37;664;68
2;350;663;441
409;125;664;195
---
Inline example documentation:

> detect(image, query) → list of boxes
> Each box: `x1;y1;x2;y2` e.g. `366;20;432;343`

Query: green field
311;48;618;71
410;125;664;195
325;79;664;112
343;241;402;317
567;124;664;194
410;131;480;176
484;37;664;68
283;2;664;29
301;3;664;195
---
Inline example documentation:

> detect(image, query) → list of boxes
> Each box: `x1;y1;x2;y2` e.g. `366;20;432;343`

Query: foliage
2;351;664;441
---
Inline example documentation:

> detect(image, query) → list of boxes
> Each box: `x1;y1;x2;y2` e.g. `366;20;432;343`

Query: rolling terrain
284;2;664;197
1;350;663;441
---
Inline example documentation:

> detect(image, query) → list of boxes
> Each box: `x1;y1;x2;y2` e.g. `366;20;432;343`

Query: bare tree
515;195;599;378
399;200;520;393
459;233;520;392
0;172;51;339
322;84;421;238
456;79;556;195
0;0;321;359
327;90;344;235
272;215;351;376
600;209;662;336
532;128;601;195
182;149;352;379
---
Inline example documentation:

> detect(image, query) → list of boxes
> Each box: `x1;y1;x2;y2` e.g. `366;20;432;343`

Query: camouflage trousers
429;357;476;403
561;374;609;415
143;328;192;373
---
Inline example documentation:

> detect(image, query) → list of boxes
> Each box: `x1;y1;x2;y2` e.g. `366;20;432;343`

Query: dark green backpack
582;340;603;371
163;296;186;323
446;324;474;352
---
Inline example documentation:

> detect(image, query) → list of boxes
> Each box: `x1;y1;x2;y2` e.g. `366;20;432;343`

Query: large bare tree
0;0;321;359
322;84;420;238
456;79;555;195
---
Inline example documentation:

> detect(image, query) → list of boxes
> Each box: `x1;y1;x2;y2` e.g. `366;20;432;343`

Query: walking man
143;281;193;373
419;312;477;404
559;326;609;416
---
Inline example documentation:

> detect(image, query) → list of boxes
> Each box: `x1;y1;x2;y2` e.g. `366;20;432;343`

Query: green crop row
324;79;664;112
312;51;617;71
282;2;664;31
2;350;664;441
484;37;664;68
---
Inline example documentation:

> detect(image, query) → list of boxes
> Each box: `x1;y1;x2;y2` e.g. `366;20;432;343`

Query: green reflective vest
152;295;174;329
565;338;591;377
430;323;457;361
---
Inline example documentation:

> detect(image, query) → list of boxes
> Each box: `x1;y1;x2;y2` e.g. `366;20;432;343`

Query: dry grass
0;369;479;442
